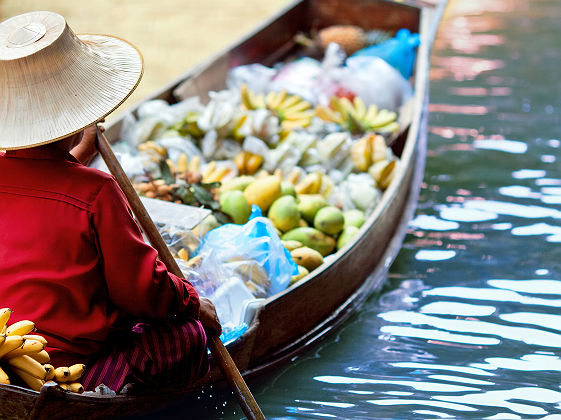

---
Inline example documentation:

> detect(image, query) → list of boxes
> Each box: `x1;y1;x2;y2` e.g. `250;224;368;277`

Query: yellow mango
243;176;282;212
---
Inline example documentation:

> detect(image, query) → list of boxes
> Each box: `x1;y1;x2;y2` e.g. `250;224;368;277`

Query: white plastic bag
343;56;413;111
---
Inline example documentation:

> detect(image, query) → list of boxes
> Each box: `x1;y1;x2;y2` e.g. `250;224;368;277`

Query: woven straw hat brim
1;17;143;150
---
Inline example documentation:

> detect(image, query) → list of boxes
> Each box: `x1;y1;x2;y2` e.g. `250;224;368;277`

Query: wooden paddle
95;127;265;420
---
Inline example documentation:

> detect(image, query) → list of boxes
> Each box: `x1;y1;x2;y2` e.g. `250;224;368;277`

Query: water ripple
379;310;561;347
424;287;561;307
434;387;561;416
314;376;480;393
380;325;501;346
367;398;477;412
500;312;561;331
471;353;561;372
390;362;495;377
473;139;528;154
488;279;561;295
463;200;561;219
420;301;496;316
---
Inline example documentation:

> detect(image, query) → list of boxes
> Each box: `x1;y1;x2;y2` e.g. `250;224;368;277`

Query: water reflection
488;279;561;294
425;287;561;307
314;376;480;393
379;310;561;347
472;353;561;372
419;301;496;316
250;0;561;418
473;139;528;153
434;388;561;416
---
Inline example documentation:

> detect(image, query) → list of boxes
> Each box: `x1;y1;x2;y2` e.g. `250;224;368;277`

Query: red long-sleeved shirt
0;147;200;364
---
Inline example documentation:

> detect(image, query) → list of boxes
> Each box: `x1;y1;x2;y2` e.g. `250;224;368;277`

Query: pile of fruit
0;309;85;393
122;80;401;289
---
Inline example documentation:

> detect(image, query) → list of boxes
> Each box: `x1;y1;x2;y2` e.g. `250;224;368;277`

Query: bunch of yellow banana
240;83;266;110
176;153;199;176
172;154;234;184
265;90;314;130
369;159;397;190
0;309;84;393
315;96;399;134
46;363;86;394
240;84;314;130
350;133;389;172
233;151;264;175
201;161;235;183
137;141;168;162
294;172;334;198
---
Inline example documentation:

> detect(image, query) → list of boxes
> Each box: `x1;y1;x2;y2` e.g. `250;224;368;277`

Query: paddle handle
96;128;265;420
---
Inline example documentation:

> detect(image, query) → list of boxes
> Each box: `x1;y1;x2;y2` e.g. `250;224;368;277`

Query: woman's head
0;11;143;150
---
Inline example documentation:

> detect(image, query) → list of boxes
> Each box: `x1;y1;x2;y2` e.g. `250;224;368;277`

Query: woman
0;11;220;392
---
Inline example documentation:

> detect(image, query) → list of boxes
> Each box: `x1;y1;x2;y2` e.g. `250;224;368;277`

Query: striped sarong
81;318;209;392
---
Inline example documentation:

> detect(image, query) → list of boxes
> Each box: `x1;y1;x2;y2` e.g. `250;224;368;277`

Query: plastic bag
268;57;322;102
351;28;420;79
226;63;277;94
195;205;299;297
343;55;412;111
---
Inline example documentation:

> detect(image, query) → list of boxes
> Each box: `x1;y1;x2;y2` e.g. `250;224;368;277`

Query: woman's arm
70;124;102;165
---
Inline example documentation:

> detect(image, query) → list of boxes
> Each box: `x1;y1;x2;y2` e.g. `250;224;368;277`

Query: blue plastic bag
351;29;420;79
195;205;299;297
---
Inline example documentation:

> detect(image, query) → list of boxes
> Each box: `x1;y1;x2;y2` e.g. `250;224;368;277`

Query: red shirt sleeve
91;178;200;320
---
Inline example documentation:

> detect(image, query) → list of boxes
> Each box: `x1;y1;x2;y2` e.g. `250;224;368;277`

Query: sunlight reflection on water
246;0;561;418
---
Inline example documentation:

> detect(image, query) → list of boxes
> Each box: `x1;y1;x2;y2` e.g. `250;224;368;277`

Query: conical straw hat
0;11;143;150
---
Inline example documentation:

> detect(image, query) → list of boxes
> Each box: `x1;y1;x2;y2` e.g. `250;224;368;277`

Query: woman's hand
70;122;104;165
198;297;222;336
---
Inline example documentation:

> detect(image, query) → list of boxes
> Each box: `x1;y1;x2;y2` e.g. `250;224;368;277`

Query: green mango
290;265;309;285
193;214;221;238
337;225;360;250
219;190;251;224
314;206;344;235
268;195;301;232
343;209;366;229
281;227;335;257
219;176;254;194
280;181;297;197
297;194;328;223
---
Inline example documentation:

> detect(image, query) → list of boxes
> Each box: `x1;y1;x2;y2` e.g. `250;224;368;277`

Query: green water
136;0;561;418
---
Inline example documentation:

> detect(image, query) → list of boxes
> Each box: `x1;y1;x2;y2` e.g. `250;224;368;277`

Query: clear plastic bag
195;205;298;298
226;63;277;94
175;206;298;344
341;56;411;111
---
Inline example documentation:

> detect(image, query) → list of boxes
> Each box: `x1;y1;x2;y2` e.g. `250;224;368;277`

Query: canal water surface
138;0;561;418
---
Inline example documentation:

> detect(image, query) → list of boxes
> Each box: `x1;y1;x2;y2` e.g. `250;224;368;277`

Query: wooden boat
0;0;446;418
